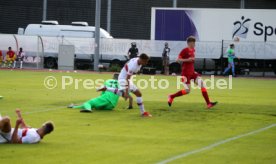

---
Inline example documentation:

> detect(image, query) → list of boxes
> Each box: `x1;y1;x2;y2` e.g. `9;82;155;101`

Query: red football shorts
181;72;200;84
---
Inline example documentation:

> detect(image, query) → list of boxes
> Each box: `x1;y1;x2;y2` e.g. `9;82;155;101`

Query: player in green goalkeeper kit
68;73;133;112
223;44;239;77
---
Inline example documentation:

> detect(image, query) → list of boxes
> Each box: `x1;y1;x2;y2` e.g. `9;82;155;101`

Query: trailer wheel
44;57;57;69
169;63;181;74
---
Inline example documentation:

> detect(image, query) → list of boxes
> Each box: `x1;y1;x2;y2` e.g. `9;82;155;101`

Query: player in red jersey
168;36;217;109
4;47;16;68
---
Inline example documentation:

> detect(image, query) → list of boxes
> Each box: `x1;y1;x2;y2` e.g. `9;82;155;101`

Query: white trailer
17;21;127;69
23;21;113;39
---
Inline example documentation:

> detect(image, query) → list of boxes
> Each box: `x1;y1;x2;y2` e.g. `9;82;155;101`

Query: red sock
170;90;187;99
201;88;210;105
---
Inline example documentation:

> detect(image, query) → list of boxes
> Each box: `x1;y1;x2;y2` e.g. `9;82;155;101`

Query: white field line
23;107;65;115
1;106;65;116
157;123;276;164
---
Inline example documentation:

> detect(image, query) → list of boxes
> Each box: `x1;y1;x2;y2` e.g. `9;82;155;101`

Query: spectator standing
162;42;170;75
128;42;139;59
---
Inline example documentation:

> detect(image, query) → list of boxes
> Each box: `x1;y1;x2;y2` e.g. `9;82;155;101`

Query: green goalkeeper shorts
87;96;115;110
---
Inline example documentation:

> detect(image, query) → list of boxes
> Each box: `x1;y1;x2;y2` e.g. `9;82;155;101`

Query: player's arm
15;109;29;129
124;74;131;100
176;49;194;63
11;119;22;144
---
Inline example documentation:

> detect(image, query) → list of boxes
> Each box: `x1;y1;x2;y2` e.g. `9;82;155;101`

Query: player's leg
230;62;235;76
101;102;115;110
72;98;101;112
20;60;23;69
72;103;92;112
132;90;151;117
92;96;114;110
168;76;191;107
7;59;11;68
130;83;151;117
195;77;217;109
13;60;16;68
3;59;6;67
223;63;231;75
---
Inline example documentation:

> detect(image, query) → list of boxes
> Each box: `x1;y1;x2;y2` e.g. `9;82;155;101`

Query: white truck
19;21;127;69
151;8;276;75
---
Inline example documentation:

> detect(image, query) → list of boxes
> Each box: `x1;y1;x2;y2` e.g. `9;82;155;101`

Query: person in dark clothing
162;42;170;75
128;42;139;59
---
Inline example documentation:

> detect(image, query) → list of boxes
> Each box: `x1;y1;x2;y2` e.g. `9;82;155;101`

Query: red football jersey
7;50;15;58
178;47;195;75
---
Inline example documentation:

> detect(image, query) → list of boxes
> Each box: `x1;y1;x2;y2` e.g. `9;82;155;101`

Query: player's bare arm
11;118;22;144
124;74;131;100
16;109;30;129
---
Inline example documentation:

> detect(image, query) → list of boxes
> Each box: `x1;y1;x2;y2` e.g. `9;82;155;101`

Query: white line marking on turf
23;107;65;115
2;106;65;116
157;124;276;164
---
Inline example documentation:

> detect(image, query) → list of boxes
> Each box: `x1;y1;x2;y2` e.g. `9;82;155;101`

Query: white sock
136;97;145;114
20;61;23;68
13;61;16;68
106;87;123;96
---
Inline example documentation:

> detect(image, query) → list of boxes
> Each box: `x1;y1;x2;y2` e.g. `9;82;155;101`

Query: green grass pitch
0;70;275;164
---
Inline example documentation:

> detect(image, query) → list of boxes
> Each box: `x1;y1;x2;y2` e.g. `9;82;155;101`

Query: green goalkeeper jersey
227;48;236;63
101;79;120;107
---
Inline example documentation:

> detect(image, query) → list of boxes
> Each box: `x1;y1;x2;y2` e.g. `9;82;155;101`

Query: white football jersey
17;128;41;144
119;58;142;80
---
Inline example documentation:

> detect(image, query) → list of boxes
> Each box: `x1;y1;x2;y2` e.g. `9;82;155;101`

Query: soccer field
0;70;275;164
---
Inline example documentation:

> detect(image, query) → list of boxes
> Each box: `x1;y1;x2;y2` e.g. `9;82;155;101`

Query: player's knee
133;90;142;97
136;92;142;97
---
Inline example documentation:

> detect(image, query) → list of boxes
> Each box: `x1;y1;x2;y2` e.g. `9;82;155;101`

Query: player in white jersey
0;109;54;144
98;53;152;117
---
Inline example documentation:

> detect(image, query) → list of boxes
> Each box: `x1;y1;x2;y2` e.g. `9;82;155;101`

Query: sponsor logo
233;16;276;41
232;16;251;39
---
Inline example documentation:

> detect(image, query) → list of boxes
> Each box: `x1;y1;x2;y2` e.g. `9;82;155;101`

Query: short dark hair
113;73;119;80
8;47;11;49
44;122;54;134
139;53;150;60
187;36;196;43
230;44;235;48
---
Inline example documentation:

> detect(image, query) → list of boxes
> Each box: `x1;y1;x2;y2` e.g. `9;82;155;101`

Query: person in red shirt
5;47;16;68
168;36;217;109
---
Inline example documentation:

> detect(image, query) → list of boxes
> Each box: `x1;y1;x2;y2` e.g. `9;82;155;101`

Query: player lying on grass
68;73;133;112
97;53;152;117
0;109;54;144
168;36;217;109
